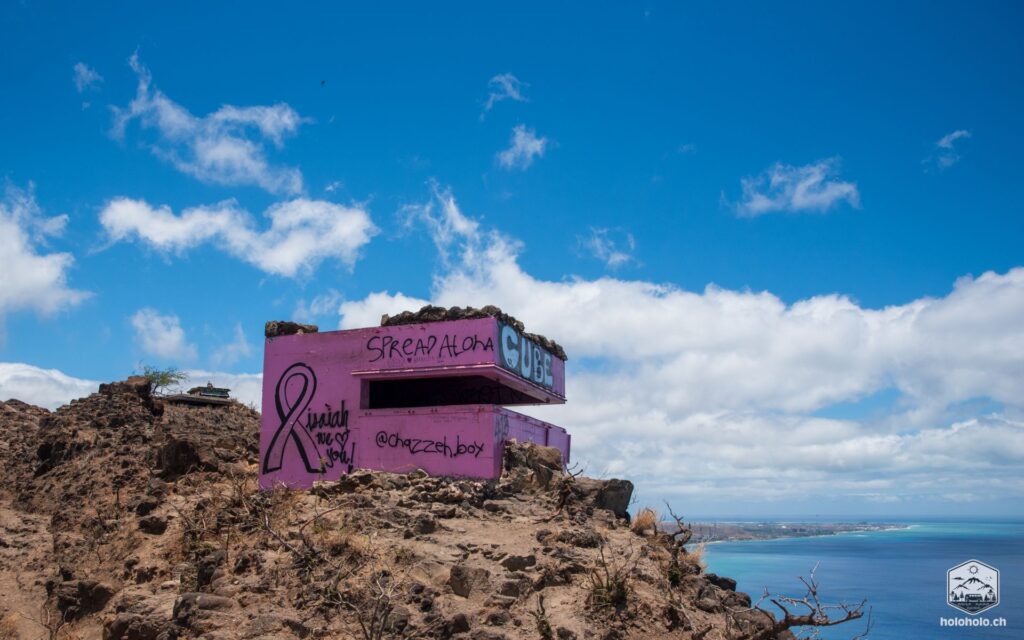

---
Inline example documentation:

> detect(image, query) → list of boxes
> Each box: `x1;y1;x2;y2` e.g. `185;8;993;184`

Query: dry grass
630;507;659;536
687;542;707;570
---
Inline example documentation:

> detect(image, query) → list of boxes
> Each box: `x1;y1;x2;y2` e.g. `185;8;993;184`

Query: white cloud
0;362;98;409
928;129;972;169
293;290;345;324
482;73;527;117
737;157;860;216
400;181;482;265
579;227;635;269
210;323;252;368
338;186;1024;508
339;290;432;330
112;54;306;194
0;184;89;335
496;125;548;170
130;308;197;361
99;196;378;278
72;62;102;93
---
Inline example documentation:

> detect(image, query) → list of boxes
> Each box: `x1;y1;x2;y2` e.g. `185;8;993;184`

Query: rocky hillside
0;378;789;640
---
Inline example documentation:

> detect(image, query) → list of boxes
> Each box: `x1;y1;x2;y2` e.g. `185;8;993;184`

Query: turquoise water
702;522;1022;639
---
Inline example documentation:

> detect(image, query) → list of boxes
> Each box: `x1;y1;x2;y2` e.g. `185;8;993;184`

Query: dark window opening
365;375;538;409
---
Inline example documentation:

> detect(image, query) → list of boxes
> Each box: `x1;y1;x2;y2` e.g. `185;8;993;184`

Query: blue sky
2;2;1022;517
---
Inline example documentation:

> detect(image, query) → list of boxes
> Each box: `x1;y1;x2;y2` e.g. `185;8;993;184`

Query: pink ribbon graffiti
262;363;322;473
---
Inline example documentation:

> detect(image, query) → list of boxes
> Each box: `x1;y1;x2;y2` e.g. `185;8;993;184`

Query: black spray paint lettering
374;430;484;458
438;333;493;358
308;400;355;473
318;428;356;473
306;400;349;431
366;333;493;362
499;323;554;389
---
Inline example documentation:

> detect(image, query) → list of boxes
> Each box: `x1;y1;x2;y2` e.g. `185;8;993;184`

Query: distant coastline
683;521;911;543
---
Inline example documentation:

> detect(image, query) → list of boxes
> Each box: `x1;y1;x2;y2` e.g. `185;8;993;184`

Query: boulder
55;579;115;619
196;550;227;588
155;436;216;480
502;441;564;489
500;554;536;572
556;528;602;548
138;515;168;535
443;612;471;634
448;564;491;597
705;573;737;592
172;592;238;621
573;477;634;518
103;613;165;640
411;513;438;535
594;479;634;517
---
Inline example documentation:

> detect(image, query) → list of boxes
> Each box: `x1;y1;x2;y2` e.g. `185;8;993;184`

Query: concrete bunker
259;307;570;489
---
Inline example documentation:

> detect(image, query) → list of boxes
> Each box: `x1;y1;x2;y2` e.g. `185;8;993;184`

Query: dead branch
741;563;871;640
663;502;693;546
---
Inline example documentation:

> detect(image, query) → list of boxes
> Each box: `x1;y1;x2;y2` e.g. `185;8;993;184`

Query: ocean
701;521;1022;639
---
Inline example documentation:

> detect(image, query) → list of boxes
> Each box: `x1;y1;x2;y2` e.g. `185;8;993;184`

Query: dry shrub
687;542;706;570
321;527;363;558
631;507;659;536
323;547;438;640
588;541;639;611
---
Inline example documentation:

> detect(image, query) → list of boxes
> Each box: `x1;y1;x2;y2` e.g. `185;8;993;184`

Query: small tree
142;365;187;395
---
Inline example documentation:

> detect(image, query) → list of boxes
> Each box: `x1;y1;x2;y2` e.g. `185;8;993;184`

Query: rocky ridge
0;379;785;640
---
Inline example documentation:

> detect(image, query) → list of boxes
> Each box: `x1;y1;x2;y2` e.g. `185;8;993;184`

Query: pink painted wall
260;318;569;488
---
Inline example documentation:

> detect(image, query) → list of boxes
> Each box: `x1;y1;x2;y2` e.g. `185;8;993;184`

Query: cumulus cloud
72;62;102;93
737;157;860;216
0;184;89;335
0;362;98;409
293;290;345;324
130;308;197;361
210;323;252;368
927;129;972;170
496;125;548;170
112;54;306;194
482;73;527;117
338;186;1024;508
579;227;635;269
99;196;378;278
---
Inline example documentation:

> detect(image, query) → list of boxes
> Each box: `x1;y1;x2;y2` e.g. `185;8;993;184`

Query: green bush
141;365;187;395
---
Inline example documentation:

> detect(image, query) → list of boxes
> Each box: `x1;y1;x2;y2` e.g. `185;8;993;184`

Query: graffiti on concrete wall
494;413;510;442
262;363;355;475
374;430;484;458
366;333;495;363
498;322;555;390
